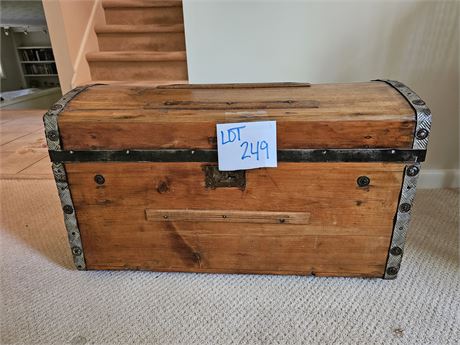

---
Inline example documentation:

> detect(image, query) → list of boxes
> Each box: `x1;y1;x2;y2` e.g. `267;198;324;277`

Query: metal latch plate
203;166;246;190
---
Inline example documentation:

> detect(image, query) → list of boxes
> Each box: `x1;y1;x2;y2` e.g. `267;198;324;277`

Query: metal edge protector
52;162;86;270
44;84;103;270
384;163;420;279
374;79;432;150
43;84;100;151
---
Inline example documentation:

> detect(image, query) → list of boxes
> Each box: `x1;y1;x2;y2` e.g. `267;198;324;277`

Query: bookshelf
16;46;59;88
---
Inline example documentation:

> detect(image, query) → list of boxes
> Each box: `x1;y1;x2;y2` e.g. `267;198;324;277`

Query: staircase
86;0;188;83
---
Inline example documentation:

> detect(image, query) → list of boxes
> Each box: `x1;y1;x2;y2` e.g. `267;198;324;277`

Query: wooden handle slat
145;209;310;224
156;82;311;89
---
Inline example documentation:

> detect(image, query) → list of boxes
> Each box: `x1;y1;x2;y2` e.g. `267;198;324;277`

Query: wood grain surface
58;82;415;150
145;209;311;224
65;162;405;276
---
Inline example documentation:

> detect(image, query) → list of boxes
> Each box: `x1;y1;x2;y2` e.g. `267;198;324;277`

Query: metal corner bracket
44;84;101;152
52;162;86;270
384;163;420;279
44;84;102;270
374;79;432;150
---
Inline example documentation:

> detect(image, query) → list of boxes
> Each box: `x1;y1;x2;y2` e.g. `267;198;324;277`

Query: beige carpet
0;180;458;345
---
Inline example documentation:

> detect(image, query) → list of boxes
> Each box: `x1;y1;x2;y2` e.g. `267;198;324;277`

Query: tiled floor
0;110;52;179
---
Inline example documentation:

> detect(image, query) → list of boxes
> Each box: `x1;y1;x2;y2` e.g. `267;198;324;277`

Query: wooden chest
44;80;431;279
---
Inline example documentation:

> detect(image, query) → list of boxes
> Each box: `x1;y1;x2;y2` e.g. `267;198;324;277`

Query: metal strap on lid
374;79;432;151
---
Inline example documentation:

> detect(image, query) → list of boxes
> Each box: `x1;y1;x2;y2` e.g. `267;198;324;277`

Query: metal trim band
49;148;425;163
374;79;432;150
43;84;101;152
52;163;86;270
384;163;420;279
44;85;102;270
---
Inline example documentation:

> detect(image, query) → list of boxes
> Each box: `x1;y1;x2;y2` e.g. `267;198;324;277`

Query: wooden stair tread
95;24;184;34
86;51;187;62
102;0;182;8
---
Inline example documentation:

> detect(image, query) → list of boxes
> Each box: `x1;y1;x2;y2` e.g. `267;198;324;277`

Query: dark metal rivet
357;176;370;187
222;215;227;218
163;215;168;219
94;174;105;185
279;218;285;224
50;104;63;111
393;82;404;88
71;247;82;256
406;165;419;177
63;205;74;214
47;130;59;141
412;99;425;106
416;128;429;140
386;266;399;275
399;203;411;213
390;247;403;256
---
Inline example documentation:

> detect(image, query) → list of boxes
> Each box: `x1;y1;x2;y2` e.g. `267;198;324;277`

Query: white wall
183;0;459;188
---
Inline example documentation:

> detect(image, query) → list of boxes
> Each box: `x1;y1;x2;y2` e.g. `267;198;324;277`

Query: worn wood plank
0;151;48;175
58;82;415;149
146;209;310;224
65;162;404;276
1;130;47;152
157;82;311;89
84;233;390;277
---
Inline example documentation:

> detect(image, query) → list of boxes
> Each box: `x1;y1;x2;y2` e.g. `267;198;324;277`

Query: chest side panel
58;82;416;150
66;162;405;277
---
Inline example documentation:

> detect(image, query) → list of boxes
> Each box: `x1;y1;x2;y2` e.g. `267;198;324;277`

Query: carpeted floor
0;180;458;345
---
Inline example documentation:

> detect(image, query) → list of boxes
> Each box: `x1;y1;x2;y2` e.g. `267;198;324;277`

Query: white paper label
216;121;277;171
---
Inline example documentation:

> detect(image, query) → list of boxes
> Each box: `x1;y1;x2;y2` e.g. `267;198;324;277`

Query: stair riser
98;33;186;52
89;61;188;81
104;7;183;25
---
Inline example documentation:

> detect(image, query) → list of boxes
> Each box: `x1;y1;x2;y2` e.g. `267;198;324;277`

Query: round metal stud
416;128;429;140
50;104;63;111
406;165;419;177
357;176;370;187
390;247;403;256
47;130;59;141
71;247;82;256
94;174;105;185
63;205;74;214
386;266;399;276
399;203;411;213
412;99;425;106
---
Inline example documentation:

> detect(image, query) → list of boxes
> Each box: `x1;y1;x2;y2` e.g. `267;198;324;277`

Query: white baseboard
419;169;460;189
